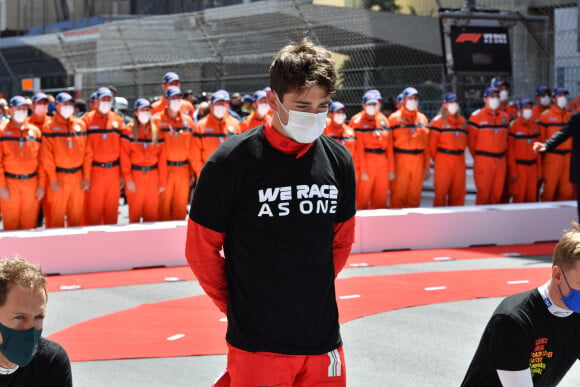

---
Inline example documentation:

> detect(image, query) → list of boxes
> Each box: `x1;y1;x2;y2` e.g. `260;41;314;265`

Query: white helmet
114;96;129;111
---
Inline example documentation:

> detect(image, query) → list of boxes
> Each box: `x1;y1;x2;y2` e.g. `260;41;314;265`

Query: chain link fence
0;0;576;119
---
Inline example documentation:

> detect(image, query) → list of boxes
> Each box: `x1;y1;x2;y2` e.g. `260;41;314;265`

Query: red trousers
473;155;506;205
213;344;346;387
432;153;466;206
1;177;40;230
509;163;539;203
159;164;190;221
357;152;389;209
126;169;160;223
46;172;84;228
541;153;572;201
391;153;425;208
85;166;120;225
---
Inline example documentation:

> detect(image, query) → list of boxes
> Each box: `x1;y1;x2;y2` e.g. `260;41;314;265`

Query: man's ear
552;265;562;283
267;90;278;113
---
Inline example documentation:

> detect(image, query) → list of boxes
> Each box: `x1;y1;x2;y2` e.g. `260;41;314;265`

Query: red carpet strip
46;242;556;292
48;267;550;362
346;242;556;268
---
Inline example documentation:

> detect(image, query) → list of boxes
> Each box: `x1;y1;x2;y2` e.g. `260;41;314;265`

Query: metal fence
0;0;577;119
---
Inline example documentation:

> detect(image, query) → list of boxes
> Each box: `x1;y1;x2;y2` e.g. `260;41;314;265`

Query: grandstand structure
0;0;576;118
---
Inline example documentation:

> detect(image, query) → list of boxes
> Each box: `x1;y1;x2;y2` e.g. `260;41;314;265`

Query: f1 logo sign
455;33;482;43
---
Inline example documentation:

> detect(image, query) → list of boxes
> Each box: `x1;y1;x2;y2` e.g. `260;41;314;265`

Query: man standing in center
82;87;124;225
467;86;511;205
388;87;430;208
185;39;355;386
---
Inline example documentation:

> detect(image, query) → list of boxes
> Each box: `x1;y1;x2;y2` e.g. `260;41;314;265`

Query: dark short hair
269;38;336;102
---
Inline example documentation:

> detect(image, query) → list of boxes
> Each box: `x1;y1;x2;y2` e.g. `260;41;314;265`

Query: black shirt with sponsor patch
189;126;356;355
461;289;580;386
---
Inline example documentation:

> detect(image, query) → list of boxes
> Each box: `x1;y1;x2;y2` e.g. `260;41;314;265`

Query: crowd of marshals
0;71;578;230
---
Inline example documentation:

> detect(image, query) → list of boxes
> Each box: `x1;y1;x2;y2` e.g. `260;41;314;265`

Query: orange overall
26;114;52;224
0;121;45;230
153;110;196;221
82;110;125;225
239;111;271;133
428;113;468;206
537;105;572;201
349;111;394;209
388;107;430;208
151;98;195;120
41;114;92;228
193;113;241;177
324;118;357;160
532;104;549;123
507;117;541;203
120;122;167;223
467;107;510;205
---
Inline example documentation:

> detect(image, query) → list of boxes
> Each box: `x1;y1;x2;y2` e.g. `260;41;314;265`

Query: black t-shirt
190;127;356;355
462;289;580;386
0;338;72;387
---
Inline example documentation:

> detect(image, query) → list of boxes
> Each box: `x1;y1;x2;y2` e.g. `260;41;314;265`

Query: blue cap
55;92;73;104
211;89;230;104
9;96;28;107
402;87;420;99
329;101;345;112
362;89;382;104
263;86;272;93
133;98;151;110
96;87;113;99
552;87;569;97
242;94;253;104
396;93;403;103
32;92;48;103
252;90;267;103
164;86;182;98
515;98;533;109
534;85;550;96
483;86;499;97
443;92;457;103
89;92;97;103
162;72;180;84
491;76;509;88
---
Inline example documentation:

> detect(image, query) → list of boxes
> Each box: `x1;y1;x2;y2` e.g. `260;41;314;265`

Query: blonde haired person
120;98;167;223
0;256;71;386
463;222;580;386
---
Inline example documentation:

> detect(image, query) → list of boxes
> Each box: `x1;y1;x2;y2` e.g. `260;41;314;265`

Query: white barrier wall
0;202;576;274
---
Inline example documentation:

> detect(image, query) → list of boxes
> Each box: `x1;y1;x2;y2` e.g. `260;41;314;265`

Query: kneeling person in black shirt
462;222;580;386
0;256;72;387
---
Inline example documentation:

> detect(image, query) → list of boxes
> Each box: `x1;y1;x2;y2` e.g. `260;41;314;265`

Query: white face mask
256;103;270;118
34;105;48;116
277;96;327;144
333;113;346;125
364;105;377;116
499;89;509;102
540;95;551;107
405;99;418;112
137;111;151;124
12;110;28;124
98;101;112;115
557;96;568;109
487;97;500;111
59;105;74;119
522;108;533;120
212;105;226;119
169;99;181;113
446;102;459;115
